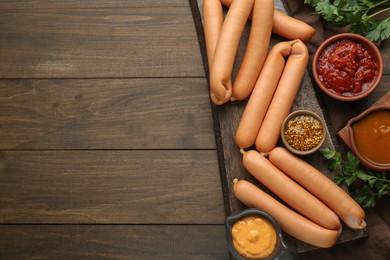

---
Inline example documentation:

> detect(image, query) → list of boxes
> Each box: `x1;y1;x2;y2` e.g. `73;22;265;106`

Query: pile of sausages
235;147;366;248
202;0;366;248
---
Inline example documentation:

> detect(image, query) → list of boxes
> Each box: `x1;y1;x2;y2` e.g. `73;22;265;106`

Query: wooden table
0;1;388;259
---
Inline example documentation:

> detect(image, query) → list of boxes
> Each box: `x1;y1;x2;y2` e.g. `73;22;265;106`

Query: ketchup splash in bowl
313;33;383;101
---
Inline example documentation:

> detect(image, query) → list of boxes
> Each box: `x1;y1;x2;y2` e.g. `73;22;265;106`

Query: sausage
272;9;316;42
219;0;316;42
241;149;341;230
235;41;294;149
233;179;340;248
202;0;231;105
203;0;224;72
231;0;273;101
209;0;254;104
255;39;308;153
268;147;367;230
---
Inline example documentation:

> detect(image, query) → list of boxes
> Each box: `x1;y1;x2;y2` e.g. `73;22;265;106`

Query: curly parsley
304;0;390;42
320;147;389;208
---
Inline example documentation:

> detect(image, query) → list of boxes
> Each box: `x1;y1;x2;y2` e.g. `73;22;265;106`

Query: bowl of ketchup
312;33;383;101
347;105;390;171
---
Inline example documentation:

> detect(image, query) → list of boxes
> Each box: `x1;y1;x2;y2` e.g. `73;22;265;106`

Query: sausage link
272;9;316;42
233;179;340;248
219;0;316;42
235;41;293;149
231;0;273;101
209;0;254;104
268;147;367;230
255;40;308;153
202;0;232;105
241;149;341;230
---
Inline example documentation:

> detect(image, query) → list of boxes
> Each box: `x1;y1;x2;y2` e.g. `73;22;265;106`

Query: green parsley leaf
365;18;390;41
320;148;389;207
305;0;390;42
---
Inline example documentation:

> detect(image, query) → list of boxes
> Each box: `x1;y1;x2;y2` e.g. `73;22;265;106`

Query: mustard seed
284;115;323;151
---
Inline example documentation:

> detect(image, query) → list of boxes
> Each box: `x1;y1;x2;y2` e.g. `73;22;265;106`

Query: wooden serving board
338;90;390;149
189;0;368;254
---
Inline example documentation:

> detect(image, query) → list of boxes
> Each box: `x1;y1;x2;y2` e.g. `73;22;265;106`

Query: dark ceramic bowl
347;105;390;171
225;208;298;260
281;110;326;156
312;33;383;101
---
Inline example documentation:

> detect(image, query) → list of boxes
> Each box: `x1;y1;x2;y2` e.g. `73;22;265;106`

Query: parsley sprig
320;147;389;208
304;0;390;42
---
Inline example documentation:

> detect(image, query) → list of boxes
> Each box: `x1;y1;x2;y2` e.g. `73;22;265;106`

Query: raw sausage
233;179;340;248
255;39;308;153
235;41;294;148
241;149;341;230
219;0;316;42
272;9;316;42
203;0;224;71
231;0;273;101
209;0;254;104
202;0;231;105
268;147;367;230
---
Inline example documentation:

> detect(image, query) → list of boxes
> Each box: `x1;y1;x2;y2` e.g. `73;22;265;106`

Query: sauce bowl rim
312;33;384;101
281;110;326;156
346;105;390;171
225;208;293;260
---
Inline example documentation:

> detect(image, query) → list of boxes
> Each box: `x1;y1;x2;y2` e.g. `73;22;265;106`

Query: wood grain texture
381;40;390;75
1;0;188;9
0;0;226;257
0;150;224;224
191;0;369;254
0;0;388;258
0;78;215;149
0;225;229;259
0;7;204;78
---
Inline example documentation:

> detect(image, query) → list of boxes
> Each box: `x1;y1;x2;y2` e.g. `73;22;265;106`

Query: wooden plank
0;7;204;78
380;39;390;75
354;75;390;111
190;0;368;254
1;0;188;9
0;225;229;259
0;78;215;149
0;150;225;224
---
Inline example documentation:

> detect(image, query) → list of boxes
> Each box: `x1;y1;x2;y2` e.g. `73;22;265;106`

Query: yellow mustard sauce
232;215;277;259
353;110;390;165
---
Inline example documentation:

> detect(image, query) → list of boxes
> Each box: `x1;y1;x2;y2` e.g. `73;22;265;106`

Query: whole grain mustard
284;115;323;151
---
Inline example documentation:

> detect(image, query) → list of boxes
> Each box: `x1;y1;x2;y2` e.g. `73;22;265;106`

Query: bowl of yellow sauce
225;208;297;260
347;105;390;171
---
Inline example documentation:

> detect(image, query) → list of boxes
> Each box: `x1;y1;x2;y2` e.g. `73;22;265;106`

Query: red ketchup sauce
317;40;378;96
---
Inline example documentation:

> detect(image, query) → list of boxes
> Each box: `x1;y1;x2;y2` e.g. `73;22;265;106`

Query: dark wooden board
189;0;368;254
0;7;204;78
1;0;189;9
0;2;229;258
0;78;215;150
0;150;224;224
0;225;229;259
381;40;390;75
